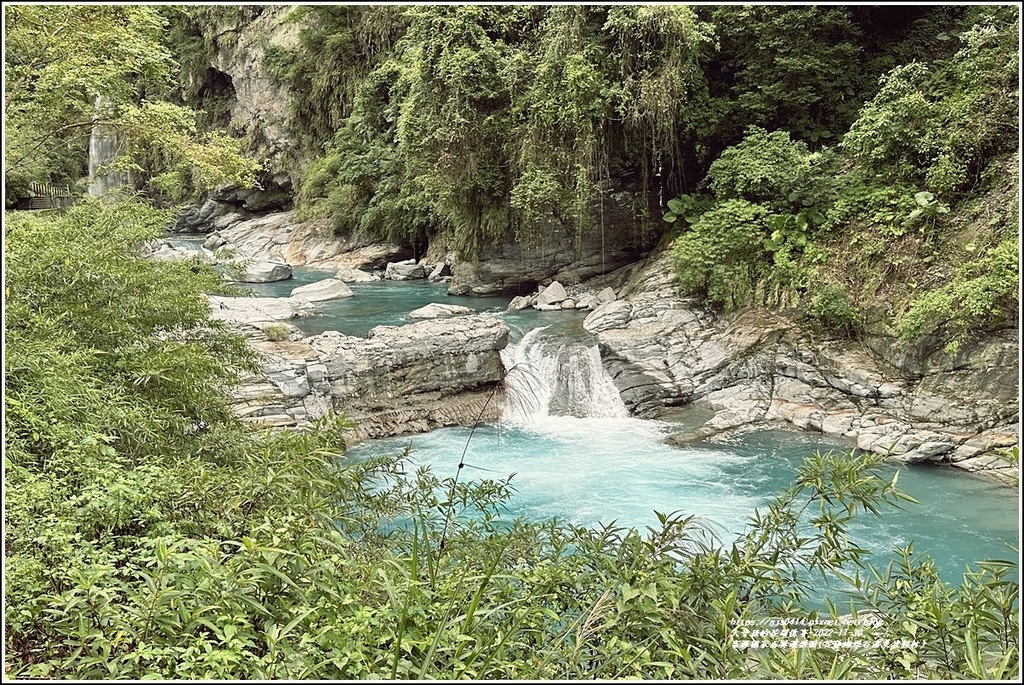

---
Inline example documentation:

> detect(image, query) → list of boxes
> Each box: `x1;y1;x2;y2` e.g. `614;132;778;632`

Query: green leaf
914;191;934;206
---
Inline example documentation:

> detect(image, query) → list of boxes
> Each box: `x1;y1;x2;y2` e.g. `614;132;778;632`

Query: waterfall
501;326;628;423
87;95;127;199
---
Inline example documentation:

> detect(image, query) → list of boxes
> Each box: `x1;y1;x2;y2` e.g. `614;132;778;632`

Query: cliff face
229;315;509;445
207;7;305;189
447;186;656;296
588;252;1019;481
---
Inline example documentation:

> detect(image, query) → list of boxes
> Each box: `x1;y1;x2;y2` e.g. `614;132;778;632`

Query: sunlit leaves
4;4;259;201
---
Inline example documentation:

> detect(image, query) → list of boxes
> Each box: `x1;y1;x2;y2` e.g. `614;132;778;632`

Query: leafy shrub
670;199;768;310
705;127;817;208
842;7;1019;197
806;284;863;337
824;173;920;236
840;62;935;181
896;238;1019;354
262;323;293;342
661;192;713;226
704;6;866;148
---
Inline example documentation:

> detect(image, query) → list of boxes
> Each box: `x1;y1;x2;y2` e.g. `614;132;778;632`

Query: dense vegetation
162;4;1018;353
4;5;260;205
4;3;1019;679
5;203;1019;679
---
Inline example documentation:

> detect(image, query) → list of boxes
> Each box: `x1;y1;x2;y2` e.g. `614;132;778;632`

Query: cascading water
87;95;127;199
255;278;1016;590
500;326;628;423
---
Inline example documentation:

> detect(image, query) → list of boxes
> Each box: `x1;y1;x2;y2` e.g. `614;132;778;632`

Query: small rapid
501;326;628;423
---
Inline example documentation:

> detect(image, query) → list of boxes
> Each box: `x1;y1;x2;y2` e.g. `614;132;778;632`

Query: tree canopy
4;4;260;205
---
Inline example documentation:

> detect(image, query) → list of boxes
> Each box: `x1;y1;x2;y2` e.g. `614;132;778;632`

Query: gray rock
536;281;568;307
442;187;650;295
583;301;633;333
203;232;227;250
507;295;533;311
144;241;216;264
561;299;576;310
235;260;293;283
385;261;427;281
335;267;379;283
264;362;310;398
575;294;597;309
207;295;312;324
407;303;474;320
428;262;452;282
595;287;617;305
586;247;1018;476
897;440;955;463
290;278;354;302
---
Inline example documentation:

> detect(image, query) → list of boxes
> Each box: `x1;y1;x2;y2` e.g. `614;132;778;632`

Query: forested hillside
156;3;1018;352
4;3;1019;680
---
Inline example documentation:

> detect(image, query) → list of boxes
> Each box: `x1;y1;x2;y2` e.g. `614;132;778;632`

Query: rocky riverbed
181;204;1018;481
587;252;1019;482
229;314;508;445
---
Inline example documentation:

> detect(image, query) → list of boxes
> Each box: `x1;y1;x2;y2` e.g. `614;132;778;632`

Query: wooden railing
21;181;76;210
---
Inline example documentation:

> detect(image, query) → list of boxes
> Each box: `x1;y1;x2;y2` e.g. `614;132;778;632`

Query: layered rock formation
230;315;509;444
204;210;412;270
591;252;1019;482
208;295;313;326
446;188;655;296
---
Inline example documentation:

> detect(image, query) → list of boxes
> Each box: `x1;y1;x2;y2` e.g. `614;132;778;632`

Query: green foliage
261;324;293;342
895;239;1019;355
670;199;768;310
702;6;866;147
824;172;920;238
4;4;260;204
4;201;257;471
292;5;714;256
839;546;1019;679
661;193;712;226
904;190;950;235
6;9;1020;679
272;6;407;149
842;6;1019;198
806;284;863;338
764;209;825;254
706;127;818;208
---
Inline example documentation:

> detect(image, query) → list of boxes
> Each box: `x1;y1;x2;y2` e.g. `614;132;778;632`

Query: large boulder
535;281;567;307
207;295;313;325
335;267;379;283
234;260;293;283
385;260;427;281
407;303;473;320
290;278;354;302
190;208;412;269
507;295;533;311
428;262;452;282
